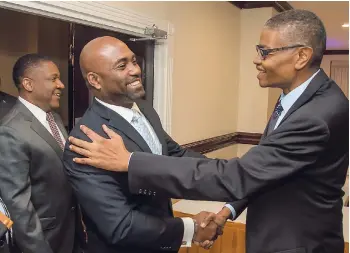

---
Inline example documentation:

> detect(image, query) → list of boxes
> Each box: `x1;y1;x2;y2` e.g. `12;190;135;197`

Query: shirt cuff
180;217;194;247
224;204;237;220
128;152;134;167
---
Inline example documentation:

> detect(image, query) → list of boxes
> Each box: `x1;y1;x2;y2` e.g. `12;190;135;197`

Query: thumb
201;213;216;228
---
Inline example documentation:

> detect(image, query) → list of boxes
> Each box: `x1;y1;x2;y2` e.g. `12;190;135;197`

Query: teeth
129;81;140;86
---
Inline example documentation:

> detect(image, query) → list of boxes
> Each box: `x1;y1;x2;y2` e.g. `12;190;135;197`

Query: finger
68;136;93;150
80;125;104;142
69;144;92;157
73;157;95;166
102;124;120;139
201;213;216;228
200;240;210;248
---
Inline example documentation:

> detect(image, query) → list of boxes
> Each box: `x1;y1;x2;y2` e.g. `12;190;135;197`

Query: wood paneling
181;132;262;154
174;210;348;253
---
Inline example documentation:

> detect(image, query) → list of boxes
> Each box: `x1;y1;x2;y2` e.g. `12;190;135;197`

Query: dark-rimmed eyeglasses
256;44;306;60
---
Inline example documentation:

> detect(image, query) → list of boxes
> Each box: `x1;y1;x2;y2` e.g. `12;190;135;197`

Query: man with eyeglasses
68;10;349;253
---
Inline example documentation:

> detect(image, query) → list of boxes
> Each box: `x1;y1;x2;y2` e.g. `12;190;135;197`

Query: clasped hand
192;211;227;250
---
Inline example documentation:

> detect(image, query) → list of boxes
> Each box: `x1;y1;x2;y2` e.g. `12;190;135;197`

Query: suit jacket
128;69;349;253
63;99;204;253
0;101;78;253
0;91;17;120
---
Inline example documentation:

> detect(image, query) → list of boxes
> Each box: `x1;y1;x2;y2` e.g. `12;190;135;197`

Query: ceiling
289;1;349;50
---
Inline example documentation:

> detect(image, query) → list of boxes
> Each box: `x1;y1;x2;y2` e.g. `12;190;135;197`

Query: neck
96;95;134;109
19;93;50;112
282;68;318;95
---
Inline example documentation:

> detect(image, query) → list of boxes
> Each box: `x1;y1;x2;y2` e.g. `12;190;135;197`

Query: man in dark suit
0;54;82;253
68;10;349;253
63;36;219;253
0;90;17;120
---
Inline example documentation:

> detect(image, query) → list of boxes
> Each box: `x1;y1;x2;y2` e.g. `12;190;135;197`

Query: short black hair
12;54;52;89
265;9;327;68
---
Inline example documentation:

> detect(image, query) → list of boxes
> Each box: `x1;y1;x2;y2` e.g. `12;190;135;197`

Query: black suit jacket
0;91;16;120
128;69;349;253
63;99;204;253
0;101;78;253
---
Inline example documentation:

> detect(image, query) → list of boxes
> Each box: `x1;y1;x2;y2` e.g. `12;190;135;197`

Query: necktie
267;100;284;135
131;109;161;155
46;112;65;150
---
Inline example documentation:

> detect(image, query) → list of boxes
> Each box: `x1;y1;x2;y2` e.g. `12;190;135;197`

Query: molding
0;1;174;133
182;132;262;154
324;50;349;55
230;1;293;12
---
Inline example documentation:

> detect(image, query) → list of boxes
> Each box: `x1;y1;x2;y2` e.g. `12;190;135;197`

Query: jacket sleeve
0;127;53;253
165;130;250;216
164;131;206;158
128;116;329;202
63;131;184;251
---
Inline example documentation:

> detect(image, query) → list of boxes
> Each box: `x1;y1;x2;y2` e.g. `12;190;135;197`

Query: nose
253;54;262;66
56;79;65;89
128;62;141;76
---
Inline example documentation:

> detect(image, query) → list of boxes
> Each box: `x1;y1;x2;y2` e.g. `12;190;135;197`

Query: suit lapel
53;113;68;140
278;69;328;127
92;100;152;153
15;103;63;158
261;69;327;141
135;100;167;154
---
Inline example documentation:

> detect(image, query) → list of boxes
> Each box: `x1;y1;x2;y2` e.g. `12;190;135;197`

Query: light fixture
342;23;349;28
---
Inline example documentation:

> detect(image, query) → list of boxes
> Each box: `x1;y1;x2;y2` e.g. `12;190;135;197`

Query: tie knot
273;100;284;118
131;109;141;122
46;112;54;121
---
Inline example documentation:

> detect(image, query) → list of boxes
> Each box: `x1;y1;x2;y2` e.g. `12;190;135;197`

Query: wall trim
182;132;262;154
0;1;174;133
324;50;349;55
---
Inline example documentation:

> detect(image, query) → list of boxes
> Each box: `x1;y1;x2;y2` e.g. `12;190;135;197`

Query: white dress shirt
225;69;320;219
18;96;65;145
95;98;194;247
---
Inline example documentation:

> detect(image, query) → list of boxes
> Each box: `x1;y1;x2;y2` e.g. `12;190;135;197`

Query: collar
94;97;141;123
280;69;320;113
18;96;48;124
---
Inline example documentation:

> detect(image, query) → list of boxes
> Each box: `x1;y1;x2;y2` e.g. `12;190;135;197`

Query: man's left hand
68;124;130;172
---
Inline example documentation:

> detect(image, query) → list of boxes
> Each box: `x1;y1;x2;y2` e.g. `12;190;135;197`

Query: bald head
79;36;145;106
80;36;127;79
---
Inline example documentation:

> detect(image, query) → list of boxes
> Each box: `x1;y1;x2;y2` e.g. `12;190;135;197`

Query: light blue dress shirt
225;69;320;219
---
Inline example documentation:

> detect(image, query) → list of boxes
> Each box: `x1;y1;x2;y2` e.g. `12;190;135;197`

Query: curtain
330;60;349;98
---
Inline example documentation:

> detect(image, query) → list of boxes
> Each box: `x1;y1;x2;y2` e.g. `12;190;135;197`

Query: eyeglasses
256;44;306;60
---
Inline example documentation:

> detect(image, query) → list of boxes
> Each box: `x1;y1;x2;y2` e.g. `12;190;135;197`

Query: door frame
0;1;174;133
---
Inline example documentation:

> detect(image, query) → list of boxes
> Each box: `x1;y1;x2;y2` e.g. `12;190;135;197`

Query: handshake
191;207;232;250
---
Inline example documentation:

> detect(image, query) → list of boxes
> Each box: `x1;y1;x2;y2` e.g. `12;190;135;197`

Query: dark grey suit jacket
0;101;77;253
128;69;349;253
63;99;204;253
0;91;17;120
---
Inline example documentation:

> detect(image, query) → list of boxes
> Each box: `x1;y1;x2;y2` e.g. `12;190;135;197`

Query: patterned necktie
46;112;65;150
267;100;284;134
131;109;161;155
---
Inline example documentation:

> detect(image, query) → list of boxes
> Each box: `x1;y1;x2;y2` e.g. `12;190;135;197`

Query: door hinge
129;25;167;42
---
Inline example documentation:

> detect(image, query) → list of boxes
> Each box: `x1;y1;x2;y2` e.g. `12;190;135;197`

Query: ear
295;47;313;70
87;72;102;90
22;77;34;92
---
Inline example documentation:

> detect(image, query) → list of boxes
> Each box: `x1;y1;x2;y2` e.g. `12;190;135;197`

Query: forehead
101;43;134;61
259;28;286;48
29;61;59;76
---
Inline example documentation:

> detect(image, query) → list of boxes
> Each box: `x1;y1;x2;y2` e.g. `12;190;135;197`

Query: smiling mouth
127;80;141;87
54;93;61;98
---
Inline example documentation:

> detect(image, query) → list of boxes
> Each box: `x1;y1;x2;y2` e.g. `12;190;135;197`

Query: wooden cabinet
174;211;349;253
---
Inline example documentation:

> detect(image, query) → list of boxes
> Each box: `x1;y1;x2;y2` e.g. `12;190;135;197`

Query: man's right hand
195;207;231;249
192;211;224;249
